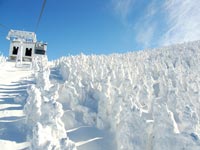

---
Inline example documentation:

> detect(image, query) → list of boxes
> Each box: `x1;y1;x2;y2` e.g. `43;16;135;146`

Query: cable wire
0;23;9;30
35;0;47;32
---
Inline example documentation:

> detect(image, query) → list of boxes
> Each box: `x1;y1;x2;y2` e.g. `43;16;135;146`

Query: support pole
15;40;23;67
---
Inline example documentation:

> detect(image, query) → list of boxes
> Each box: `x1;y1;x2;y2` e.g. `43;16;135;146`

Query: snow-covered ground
0;60;33;149
0;41;200;150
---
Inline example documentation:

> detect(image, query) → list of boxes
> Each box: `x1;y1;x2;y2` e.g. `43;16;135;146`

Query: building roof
7;29;37;42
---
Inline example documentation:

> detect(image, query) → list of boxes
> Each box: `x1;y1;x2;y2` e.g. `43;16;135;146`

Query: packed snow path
0;61;33;150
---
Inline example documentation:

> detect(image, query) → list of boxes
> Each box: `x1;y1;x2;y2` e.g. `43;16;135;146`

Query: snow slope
0;41;200;150
0;60;33;150
52;41;200;150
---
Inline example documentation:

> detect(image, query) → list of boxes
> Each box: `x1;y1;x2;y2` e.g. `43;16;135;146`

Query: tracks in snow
0;62;33;150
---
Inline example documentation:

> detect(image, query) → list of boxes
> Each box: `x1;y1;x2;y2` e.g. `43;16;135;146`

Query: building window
35;49;45;55
12;46;19;55
25;48;32;56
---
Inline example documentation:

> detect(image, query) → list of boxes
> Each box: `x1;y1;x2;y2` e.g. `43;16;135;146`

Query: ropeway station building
7;30;47;61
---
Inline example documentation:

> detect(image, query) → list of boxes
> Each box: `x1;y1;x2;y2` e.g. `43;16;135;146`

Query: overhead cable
0;23;9;29
35;0;47;32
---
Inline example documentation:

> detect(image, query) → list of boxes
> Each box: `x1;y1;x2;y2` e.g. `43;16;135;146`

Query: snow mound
52;41;200;150
18;41;200;150
24;56;76;150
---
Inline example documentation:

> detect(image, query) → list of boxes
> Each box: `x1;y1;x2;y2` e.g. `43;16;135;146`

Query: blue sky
0;0;200;60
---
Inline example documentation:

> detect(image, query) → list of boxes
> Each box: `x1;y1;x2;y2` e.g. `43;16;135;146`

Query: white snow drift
52;41;200;150
24;56;76;150
1;41;200;150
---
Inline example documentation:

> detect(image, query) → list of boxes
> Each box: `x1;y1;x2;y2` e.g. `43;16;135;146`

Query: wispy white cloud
111;0;200;49
135;23;156;48
111;0;163;48
161;0;200;45
134;0;161;48
111;0;135;21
